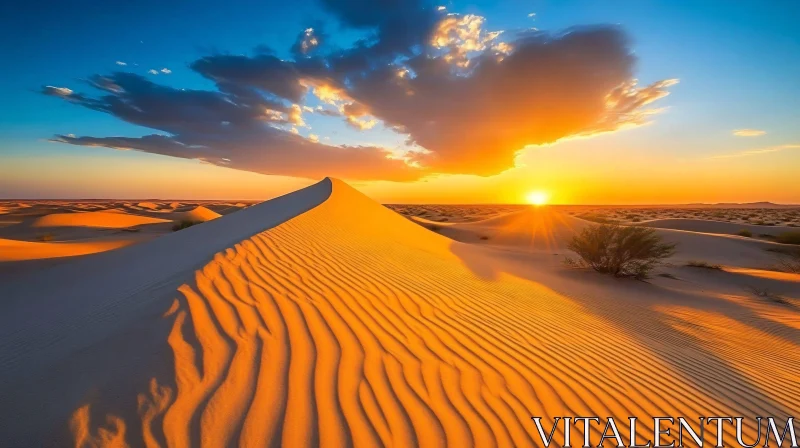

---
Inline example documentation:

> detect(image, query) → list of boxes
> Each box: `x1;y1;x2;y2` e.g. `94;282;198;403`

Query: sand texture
0;179;798;447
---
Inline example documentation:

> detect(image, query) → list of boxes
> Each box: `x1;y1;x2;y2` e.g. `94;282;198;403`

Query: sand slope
32;210;170;229
1;179;798;446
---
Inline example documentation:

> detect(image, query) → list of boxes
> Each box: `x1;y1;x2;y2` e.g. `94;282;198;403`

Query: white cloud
709;144;799;159
45;86;73;96
115;61;127;66
308;133;319;143
733;129;766;137
160;68;172;74
148;69;159;75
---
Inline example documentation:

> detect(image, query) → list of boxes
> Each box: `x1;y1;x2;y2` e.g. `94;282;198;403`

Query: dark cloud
43;0;676;181
52;133;416;181
45;73;416;181
191;54;308;103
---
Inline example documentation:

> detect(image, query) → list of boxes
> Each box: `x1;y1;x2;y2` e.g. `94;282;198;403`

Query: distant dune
179;205;222;223
32;210;170;229
0;237;138;261
0;179;798;446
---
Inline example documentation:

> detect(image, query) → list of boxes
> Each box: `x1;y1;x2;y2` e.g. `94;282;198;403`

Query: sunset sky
1;0;798;204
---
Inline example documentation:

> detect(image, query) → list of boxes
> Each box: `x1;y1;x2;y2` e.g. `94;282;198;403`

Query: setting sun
526;190;549;206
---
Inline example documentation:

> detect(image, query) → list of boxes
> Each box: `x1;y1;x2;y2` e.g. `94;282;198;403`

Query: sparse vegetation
172;220;201;231
686;260;722;270
577;213;615;224
658;272;679;280
479;235;489;240
775;231;800;245
428;224;442;232
745;286;790;306
564;224;676;279
736;229;753;237
38;233;54;242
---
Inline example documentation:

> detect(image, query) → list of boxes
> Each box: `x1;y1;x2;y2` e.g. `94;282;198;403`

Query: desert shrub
172;220;200;231
686;260;722;270
737;229;753;237
565;224;676;279
38;233;54;242
428;224;442;232
775;231;800;245
479;235;489;240
746;286;790;306
578;213;613;224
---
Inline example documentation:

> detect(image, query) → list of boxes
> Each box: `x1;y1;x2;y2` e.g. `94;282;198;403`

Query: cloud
346;26;677;174
291;27;324;57
160;68;172;74
733;129;766;137
42;86;74;97
43;0;676;181
148;69;159;75
709;144;800;159
115;61;127;66
43;73;415;181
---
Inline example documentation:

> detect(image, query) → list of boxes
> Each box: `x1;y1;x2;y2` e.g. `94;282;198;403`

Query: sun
526;190;549;206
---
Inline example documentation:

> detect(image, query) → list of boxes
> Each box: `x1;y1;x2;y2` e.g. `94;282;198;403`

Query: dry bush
565;224;676;279
775;231;800;245
686;260;722;270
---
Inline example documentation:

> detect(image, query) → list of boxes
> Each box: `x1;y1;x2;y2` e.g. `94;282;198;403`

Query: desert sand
31;210;172;229
0;200;250;281
0;179;798;446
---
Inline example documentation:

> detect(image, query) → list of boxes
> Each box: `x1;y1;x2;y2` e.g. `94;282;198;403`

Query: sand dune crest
1;179;798;447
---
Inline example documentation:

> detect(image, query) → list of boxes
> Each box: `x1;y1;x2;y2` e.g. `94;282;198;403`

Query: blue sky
1;0;798;202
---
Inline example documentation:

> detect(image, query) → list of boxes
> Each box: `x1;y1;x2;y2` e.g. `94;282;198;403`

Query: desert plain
0;179;798;446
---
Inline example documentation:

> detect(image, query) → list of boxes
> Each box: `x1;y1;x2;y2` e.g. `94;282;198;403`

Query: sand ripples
71;180;798;447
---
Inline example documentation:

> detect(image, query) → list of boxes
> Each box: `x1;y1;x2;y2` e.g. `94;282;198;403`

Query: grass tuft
564;224;676;280
686;260;722;270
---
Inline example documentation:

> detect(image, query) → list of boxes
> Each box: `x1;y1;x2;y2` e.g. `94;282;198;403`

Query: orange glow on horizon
525;190;550;206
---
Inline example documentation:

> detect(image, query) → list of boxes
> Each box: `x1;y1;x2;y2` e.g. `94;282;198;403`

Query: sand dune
637;218;793;237
0;237;138;261
413;207;590;250
179;205;222;223
32;210;171;229
1;179;798;446
412;208;784;269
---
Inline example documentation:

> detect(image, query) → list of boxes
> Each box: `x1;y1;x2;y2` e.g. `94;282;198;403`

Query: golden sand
61;180;798;446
